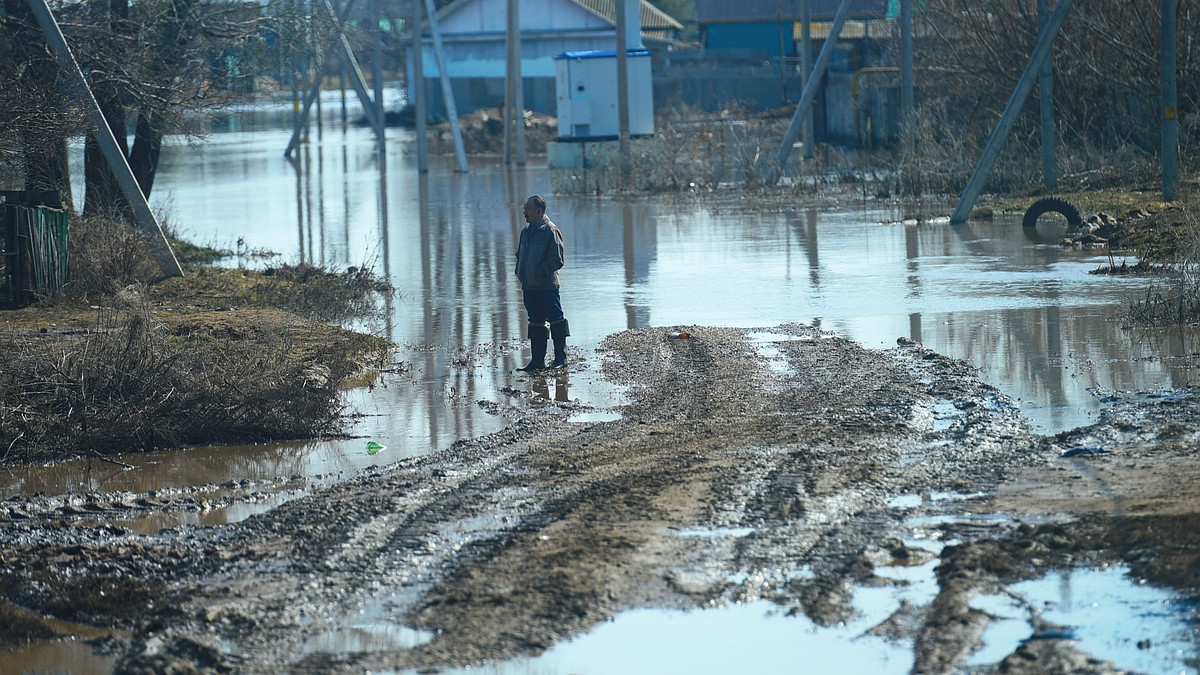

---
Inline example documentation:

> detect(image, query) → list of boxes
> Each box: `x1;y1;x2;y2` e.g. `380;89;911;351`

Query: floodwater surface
6;107;1199;675
5;121;1192;508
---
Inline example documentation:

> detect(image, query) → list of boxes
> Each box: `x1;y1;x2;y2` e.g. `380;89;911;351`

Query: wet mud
1;325;1198;673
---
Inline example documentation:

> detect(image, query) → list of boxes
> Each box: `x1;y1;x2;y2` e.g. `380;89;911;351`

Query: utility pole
423;0;469;172
374;0;387;155
284;0;383;157
616;0;630;177
801;0;812;158
1038;0;1057;190
411;0;428;170
763;0;853;184
1162;0;1178;201
504;0;524;165
900;0;913;151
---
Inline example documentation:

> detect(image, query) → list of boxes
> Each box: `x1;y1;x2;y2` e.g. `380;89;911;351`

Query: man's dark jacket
516;216;565;291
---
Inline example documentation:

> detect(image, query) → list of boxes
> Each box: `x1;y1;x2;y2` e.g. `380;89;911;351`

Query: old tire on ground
1023;197;1083;229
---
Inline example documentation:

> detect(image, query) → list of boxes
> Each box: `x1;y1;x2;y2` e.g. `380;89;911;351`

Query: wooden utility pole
616;0;629;176
504;0;525;165
764;0;853;184
801;0;813;158
1038;0;1057;190
285;0;383;157
412;0;428;171
1162;0;1178;201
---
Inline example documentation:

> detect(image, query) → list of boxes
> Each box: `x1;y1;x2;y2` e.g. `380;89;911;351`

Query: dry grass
1;216;393;462
1121;207;1200;327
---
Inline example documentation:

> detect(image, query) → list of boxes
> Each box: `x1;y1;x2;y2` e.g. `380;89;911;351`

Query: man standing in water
515;195;569;371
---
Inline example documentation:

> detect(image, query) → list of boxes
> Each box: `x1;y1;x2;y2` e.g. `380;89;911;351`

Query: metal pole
801;0;812;158
900;0;913;151
616;0;629;176
1162;0;1178;201
1038;0;1057;190
411;0;428;170
949;0;1073;225
513;0;525;166
374;0;387;155
423;0;469;172
504;0;516;163
25;0;182;277
763;0;853;184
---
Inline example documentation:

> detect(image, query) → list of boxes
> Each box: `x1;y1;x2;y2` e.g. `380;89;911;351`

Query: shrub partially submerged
0;303;387;462
1121;207;1200;327
1;215;394;462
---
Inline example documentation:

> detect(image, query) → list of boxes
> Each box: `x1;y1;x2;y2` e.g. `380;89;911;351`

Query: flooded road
5;115;1198;674
9;120;1194;506
8;121;1185;507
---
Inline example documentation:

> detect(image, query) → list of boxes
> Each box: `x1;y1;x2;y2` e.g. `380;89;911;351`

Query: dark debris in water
1060;446;1108;458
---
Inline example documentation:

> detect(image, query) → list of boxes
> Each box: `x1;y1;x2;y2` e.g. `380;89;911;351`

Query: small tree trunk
128;111;163;198
83;82;131;218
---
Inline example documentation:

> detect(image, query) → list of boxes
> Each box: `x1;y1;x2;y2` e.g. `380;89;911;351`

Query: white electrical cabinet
554;50;653;140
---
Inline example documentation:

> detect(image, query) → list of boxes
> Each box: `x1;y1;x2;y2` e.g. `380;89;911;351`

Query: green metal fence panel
2;201;69;306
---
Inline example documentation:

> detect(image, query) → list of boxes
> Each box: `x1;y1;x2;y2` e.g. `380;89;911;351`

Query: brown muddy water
5;102;1199;674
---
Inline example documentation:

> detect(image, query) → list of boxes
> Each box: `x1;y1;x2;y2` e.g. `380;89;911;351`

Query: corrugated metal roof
573;0;685;31
432;0;683;33
695;0;888;24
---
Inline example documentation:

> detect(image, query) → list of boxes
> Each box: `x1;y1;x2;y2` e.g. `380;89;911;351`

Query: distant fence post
2;190;70;307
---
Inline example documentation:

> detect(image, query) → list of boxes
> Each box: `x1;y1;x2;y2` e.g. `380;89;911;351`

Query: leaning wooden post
26;0;182;277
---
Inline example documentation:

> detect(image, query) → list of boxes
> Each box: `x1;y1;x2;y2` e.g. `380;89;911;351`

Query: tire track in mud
1;325;1041;673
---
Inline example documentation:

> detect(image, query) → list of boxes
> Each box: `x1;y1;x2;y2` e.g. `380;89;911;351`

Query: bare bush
65;214;165;301
253;263;392;324
1123;208;1200;327
898;0;1200;196
0;304;344;462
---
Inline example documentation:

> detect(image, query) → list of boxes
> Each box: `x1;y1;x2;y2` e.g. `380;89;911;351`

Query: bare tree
900;0;1198;193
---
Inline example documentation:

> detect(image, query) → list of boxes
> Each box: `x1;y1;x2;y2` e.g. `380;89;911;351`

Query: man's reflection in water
531;373;570;402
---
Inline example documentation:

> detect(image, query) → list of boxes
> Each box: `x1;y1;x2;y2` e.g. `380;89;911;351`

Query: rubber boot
518;323;549;372
549;318;570;368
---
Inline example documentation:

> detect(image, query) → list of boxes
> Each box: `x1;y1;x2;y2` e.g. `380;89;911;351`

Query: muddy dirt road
2;325;1199;673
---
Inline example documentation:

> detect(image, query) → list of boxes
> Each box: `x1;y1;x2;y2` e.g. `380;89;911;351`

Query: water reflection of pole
304;144;316;263
342;144;351;261
379;151;393;339
802;209;819;287
505;167;527;348
317;142;326;266
904;220;921;299
289;152;306;264
417;173;444;447
622;201;636;329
